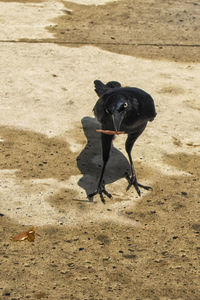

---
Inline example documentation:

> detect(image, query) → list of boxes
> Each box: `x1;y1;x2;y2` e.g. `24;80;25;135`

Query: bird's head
104;94;131;132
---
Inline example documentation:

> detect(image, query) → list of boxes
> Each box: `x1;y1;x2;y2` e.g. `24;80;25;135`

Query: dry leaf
12;227;36;242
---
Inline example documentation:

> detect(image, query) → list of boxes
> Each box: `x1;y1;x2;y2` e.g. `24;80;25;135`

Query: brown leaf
12;227;36;242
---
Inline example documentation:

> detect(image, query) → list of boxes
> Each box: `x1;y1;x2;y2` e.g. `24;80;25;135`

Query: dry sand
0;0;199;299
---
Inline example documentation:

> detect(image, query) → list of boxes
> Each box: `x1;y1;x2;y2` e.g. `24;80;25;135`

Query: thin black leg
125;124;152;195
88;133;114;203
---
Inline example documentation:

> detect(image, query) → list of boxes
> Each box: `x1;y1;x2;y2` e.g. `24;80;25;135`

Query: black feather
94;80;121;97
88;80;157;203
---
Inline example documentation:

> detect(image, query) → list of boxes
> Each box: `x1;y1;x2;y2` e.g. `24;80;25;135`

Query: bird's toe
88;182;112;204
125;173;152;195
138;183;153;191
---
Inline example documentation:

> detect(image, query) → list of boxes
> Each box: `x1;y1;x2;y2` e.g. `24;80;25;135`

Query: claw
138;183;153;191
88;181;112;204
125;172;152;196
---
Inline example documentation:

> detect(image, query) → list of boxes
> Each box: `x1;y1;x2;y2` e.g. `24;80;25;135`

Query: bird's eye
124;102;128;108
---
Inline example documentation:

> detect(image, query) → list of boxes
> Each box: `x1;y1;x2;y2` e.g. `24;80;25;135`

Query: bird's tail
94;80;108;97
94;80;121;97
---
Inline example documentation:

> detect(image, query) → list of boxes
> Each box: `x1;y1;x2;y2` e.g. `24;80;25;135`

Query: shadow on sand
76;116;130;198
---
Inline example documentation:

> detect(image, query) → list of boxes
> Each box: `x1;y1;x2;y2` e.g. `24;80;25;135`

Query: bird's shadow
77;116;130;198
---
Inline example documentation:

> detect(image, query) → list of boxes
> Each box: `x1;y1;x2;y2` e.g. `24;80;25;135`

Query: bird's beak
112;111;124;132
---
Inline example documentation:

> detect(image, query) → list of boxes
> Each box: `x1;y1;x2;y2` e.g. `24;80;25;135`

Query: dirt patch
0;126;77;181
1;152;200;299
47;0;200;62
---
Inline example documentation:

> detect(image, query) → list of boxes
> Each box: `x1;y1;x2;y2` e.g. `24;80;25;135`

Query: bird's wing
117;87;156;120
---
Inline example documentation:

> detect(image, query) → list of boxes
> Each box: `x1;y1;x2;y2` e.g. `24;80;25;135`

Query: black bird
88;80;157;203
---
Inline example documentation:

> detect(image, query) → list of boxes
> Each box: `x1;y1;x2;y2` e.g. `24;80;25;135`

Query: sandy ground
0;0;200;299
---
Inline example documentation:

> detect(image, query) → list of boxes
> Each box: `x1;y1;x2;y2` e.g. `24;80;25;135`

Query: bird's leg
125;153;152;196
88;165;112;204
125;130;152;196
88;133;114;203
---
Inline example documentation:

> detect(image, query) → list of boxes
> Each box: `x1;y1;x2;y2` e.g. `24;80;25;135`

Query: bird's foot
125;173;152;196
88;182;112;204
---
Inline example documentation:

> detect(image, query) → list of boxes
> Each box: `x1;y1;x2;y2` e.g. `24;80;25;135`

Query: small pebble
181;191;187;196
2;289;11;296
